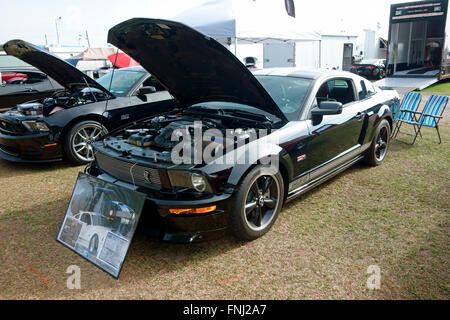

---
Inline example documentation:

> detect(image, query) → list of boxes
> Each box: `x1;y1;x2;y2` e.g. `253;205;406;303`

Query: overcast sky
0;0;421;47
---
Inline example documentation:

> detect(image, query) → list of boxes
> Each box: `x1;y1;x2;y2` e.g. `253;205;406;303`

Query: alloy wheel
72;124;105;162
375;126;388;161
244;174;281;231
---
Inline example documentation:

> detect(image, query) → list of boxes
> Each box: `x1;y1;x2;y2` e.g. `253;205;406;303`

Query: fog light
191;173;206;192
169;206;217;214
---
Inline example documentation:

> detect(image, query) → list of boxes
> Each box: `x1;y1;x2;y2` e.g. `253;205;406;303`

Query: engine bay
8;88;110;117
101;107;274;165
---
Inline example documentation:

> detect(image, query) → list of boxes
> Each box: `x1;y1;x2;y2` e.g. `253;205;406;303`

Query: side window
140;75;165;92
316;78;356;106
365;80;376;96
359;80;368;100
24;72;48;84
358;80;377;100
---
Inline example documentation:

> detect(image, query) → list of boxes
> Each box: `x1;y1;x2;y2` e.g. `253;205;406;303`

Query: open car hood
107;18;287;122
3;40;112;96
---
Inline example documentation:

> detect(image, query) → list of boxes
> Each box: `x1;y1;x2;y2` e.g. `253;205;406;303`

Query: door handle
356;112;365;120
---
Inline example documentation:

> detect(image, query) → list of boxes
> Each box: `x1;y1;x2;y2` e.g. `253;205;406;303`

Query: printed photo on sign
57;172;146;278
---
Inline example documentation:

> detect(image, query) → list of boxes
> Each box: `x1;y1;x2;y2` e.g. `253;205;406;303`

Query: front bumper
0;131;62;162
85;164;233;243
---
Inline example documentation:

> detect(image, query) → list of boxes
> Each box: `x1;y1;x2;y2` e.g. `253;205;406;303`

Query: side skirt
286;154;365;203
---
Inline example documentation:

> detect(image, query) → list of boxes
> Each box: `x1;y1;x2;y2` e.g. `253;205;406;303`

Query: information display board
57;172;146;278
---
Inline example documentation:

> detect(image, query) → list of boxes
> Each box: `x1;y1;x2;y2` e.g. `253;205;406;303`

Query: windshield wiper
184;106;224;116
222;109;274;123
186;106;273;123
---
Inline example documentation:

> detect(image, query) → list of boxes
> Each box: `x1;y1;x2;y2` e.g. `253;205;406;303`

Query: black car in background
0;40;177;164
0;62;63;111
350;59;386;80
85;18;399;242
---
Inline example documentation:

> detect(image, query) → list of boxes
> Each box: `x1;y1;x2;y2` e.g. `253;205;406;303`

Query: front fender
201;137;285;192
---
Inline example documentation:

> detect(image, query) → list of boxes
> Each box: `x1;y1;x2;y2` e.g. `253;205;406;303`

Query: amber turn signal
169;205;217;214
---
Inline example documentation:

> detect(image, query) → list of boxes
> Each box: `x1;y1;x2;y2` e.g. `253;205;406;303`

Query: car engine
5;89;109;117
102;111;266;165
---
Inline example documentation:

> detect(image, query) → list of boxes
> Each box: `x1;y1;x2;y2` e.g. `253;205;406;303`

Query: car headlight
191;173;206;192
22;120;50;132
167;170;212;193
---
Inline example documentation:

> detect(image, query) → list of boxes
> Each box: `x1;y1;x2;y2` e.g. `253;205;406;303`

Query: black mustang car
350;59;387;80
0;65;63;111
0;40;176;164
84;18;399;242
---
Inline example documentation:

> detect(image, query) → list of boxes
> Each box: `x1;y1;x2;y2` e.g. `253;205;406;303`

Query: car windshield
96;69;145;96
255;75;313;121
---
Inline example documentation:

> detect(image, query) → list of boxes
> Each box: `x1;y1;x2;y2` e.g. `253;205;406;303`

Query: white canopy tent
172;0;321;46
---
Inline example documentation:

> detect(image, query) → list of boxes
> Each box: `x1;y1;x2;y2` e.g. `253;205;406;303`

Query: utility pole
85;31;91;48
45;34;48;46
55;17;61;45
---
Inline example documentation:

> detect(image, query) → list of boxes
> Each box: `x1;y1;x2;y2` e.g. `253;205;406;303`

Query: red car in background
0;55;63;111
0;67;63;111
1;71;29;84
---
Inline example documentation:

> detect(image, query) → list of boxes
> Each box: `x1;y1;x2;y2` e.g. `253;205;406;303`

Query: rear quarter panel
361;90;398;150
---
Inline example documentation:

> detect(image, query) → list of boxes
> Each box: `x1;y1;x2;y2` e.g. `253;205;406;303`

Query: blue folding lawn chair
393;94;448;144
391;92;422;139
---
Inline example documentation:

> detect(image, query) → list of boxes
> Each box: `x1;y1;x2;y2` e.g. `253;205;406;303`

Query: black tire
229;165;284;241
89;234;99;255
364;119;391;166
63;120;107;165
378;69;385;79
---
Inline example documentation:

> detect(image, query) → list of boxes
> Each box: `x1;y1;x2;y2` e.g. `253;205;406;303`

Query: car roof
252;67;358;80
0;66;43;73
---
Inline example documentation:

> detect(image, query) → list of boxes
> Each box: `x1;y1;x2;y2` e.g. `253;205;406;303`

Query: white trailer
375;0;449;90
259;34;357;71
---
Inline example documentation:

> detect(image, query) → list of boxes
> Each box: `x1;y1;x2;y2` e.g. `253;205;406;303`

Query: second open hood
107;18;287;122
3;40;112;96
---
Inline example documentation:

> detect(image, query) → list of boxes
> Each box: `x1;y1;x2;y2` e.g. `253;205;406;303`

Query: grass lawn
419;79;450;95
0;114;448;299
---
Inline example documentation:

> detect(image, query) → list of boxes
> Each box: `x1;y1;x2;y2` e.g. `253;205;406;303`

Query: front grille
95;151;162;189
0;144;19;156
0;120;14;133
0;119;22;136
